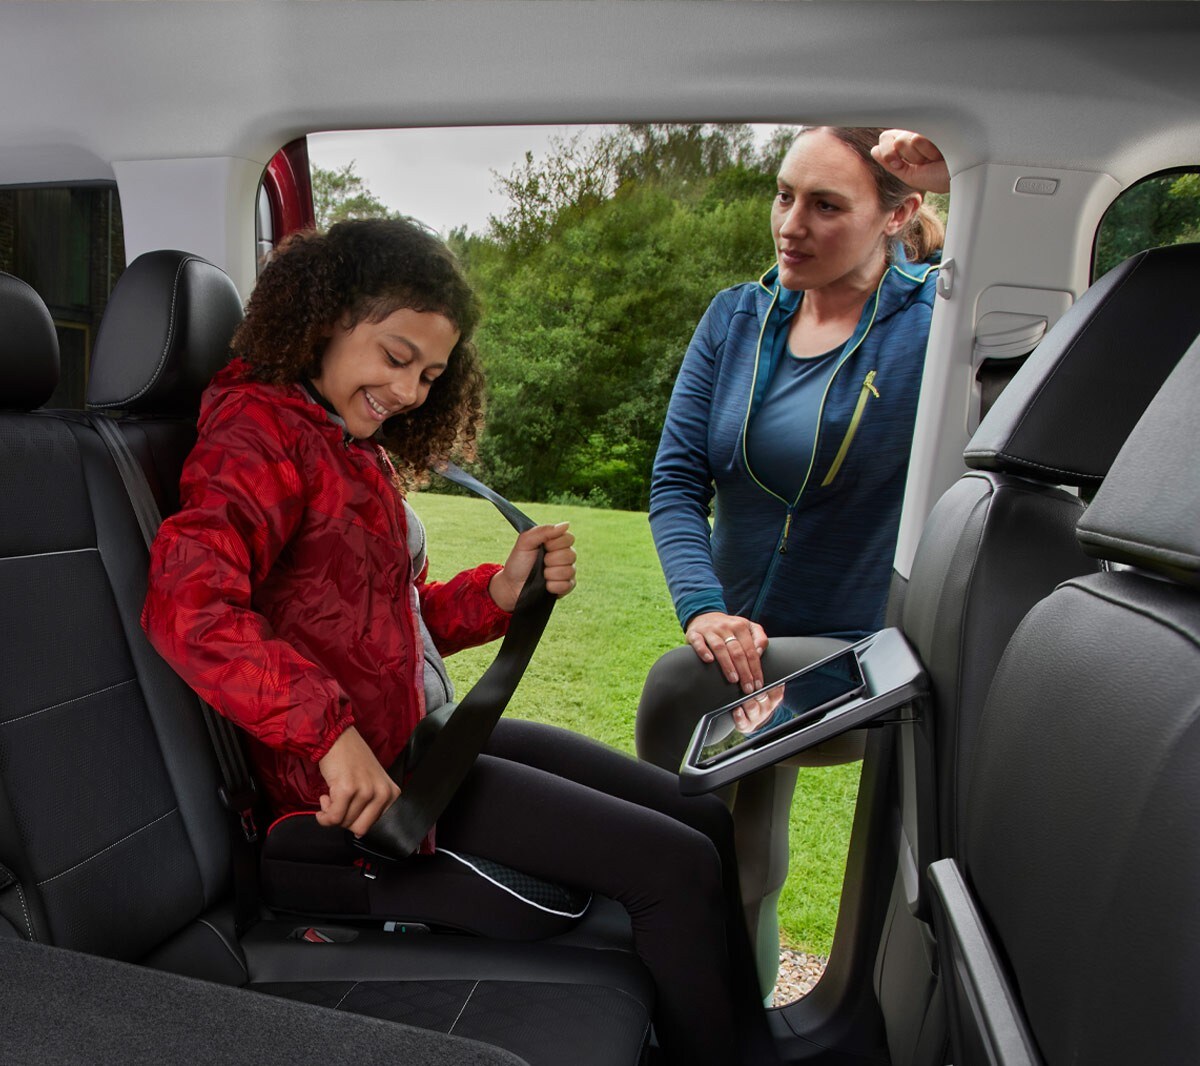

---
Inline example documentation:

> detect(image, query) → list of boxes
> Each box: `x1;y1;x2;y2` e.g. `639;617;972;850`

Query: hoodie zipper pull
779;512;793;554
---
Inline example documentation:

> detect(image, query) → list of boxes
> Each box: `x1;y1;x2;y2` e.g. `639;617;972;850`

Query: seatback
906;241;1200;864
877;242;1200;1066
86;249;243;515
931;334;1200;1065
0;272;232;959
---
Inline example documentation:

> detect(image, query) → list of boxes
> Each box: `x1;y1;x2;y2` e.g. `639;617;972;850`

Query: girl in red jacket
142;218;771;1066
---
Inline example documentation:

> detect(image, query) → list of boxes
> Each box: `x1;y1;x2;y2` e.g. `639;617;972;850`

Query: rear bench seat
0;263;653;1066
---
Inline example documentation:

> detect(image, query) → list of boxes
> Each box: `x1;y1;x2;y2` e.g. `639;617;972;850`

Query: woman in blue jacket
644;128;948;994
651;127;947;698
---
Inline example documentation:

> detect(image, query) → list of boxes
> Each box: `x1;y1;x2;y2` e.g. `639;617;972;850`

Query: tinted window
1093;170;1200;280
0;184;126;408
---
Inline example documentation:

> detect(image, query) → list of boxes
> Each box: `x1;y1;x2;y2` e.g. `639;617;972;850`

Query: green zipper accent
821;369;879;487
779;512;793;554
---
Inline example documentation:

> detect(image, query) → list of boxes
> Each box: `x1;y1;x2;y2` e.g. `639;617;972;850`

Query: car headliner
1;1;1199;187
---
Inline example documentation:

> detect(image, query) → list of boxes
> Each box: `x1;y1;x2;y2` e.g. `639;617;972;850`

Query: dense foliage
450;124;794;511
315;133;1200;509
1093;170;1200;278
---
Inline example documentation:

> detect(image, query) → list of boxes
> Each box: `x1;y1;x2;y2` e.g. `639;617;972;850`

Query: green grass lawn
413;490;860;956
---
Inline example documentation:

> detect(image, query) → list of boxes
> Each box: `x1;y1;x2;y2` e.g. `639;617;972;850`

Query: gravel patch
772;949;828;1006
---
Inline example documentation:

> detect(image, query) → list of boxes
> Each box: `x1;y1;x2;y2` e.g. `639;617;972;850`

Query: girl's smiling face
312;307;461;439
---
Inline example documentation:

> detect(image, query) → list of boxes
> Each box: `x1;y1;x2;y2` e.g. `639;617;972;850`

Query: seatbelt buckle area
218;781;259;843
291;925;360;945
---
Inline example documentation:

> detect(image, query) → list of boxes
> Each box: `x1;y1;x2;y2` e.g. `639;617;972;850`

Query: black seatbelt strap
432;461;536;533
88;413;261;933
358;462;556;859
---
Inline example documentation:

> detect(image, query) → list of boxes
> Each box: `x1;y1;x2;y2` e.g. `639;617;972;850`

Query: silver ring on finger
723;636;738;645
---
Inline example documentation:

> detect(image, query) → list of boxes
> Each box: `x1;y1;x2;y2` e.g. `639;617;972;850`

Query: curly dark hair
231;218;486;481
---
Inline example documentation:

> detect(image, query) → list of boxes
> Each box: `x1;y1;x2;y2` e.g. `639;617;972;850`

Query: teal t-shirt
744;341;842;501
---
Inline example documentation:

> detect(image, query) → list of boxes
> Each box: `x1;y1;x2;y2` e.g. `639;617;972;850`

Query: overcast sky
308;124;785;237
308;125;614;237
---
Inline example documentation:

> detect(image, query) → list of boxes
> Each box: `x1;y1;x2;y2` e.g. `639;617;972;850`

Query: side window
0;185;125;408
1093;169;1200;280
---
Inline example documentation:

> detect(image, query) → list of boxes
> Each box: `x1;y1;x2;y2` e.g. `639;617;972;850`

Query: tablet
693;646;866;767
679;628;928;795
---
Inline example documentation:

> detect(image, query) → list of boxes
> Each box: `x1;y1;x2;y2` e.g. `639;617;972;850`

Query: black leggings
425;718;772;1066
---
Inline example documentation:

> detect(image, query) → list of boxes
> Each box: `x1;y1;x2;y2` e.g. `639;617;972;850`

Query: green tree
487;133;621;254
1094;171;1200;277
311;160;398;230
461;124;789;509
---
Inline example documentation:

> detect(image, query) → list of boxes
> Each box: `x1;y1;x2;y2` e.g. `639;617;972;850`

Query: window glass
0;184;126;408
1093;169;1200;280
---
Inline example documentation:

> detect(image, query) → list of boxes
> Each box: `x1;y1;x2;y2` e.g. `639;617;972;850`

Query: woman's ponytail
899;202;945;263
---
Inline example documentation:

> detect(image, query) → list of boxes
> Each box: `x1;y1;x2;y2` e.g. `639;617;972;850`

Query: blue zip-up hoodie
649;253;938;641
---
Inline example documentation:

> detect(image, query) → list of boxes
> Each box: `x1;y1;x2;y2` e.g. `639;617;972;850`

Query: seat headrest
0;271;60;411
963;243;1200;487
87;250;243;416
1077;335;1200;587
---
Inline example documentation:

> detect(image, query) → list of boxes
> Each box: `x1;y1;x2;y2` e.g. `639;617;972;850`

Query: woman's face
312;307;460;439
771;129;915;294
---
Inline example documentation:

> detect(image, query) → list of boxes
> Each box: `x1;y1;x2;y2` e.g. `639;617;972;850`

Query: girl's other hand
490;522;577;610
685;611;768;690
871;129;950;194
316;725;401;837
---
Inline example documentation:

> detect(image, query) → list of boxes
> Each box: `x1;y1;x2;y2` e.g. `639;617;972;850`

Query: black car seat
928;331;1200;1065
874;241;1200;1066
0;268;652;1066
636;243;1200;1050
85;248;613;944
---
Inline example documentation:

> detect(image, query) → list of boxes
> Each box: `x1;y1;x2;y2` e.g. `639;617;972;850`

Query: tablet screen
695;648;866;766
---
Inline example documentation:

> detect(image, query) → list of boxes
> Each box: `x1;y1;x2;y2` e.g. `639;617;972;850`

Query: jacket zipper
746;278;888;620
821;369;879;487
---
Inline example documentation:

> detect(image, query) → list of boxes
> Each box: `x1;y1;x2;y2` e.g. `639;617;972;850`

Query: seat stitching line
447;980;479;1035
0;547;98;563
333;980;360;1011
13;883;35;941
1;678;137;727
36;807;179;886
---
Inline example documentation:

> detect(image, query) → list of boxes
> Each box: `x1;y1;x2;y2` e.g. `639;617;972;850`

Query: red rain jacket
141;360;509;828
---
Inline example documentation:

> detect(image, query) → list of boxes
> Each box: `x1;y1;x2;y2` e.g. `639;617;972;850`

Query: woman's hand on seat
316;725;401;836
685;611;768;690
490;523;577;610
